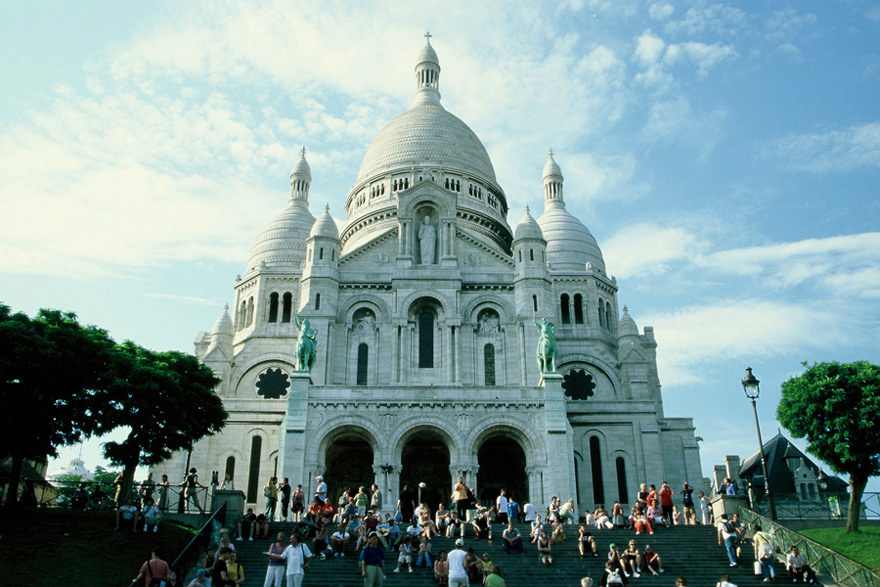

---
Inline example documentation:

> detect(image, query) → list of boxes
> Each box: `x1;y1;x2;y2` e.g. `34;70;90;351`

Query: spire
413;33;442;107
290;146;312;201
543;148;564;206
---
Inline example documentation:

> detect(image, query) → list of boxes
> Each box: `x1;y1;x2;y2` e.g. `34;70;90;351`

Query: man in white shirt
716;514;738;567
447;539;469;586
496;489;509;525
279;534;313;587
315;475;327;505
523;502;537;522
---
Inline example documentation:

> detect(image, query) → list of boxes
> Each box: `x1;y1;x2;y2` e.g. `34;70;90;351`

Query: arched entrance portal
324;434;374;506
400;431;451;512
477;436;528;508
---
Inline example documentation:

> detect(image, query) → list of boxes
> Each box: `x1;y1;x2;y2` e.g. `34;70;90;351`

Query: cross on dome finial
548;148;554;158
300;146;307;158
424;30;433;44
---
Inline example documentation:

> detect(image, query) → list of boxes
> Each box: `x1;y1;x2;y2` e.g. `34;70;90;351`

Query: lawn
0;508;199;587
799;526;880;570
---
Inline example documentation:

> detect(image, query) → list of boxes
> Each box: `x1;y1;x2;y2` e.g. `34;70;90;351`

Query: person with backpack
717;514;738;567
133;550;170;587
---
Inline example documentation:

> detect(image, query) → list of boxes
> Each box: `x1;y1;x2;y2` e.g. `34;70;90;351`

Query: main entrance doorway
400;430;451;512
324;433;374;506
477;435;528;508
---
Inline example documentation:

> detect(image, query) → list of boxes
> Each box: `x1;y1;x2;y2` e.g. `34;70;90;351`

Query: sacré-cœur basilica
162;37;703;515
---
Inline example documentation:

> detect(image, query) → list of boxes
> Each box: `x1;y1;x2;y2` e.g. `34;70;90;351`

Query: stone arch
232;354;297;395
400;293;450;321
337;294;391;324
396;184;456;219
468;422;540;465
470;424;533;505
392;421;458;462
313;422;383;463
556;354;621;400
462;295;515;325
393;422;457;512
313;424;381;504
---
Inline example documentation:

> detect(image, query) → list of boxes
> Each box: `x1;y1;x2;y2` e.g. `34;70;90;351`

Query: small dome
537;206;605;272
310;204;340;239
291;148;311;180
543;149;563;181
416;42;439;68
618;306;639;338
513;206;544;241
211;305;233;337
246;199;316;271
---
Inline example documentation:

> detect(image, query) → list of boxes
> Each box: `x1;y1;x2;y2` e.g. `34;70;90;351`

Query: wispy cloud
647;299;850;386
762;122;880;172
144;293;220;306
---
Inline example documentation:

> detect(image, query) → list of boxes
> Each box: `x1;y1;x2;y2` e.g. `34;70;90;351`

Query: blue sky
2;1;878;492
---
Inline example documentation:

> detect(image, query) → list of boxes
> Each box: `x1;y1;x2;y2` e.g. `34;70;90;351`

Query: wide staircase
230;521;771;587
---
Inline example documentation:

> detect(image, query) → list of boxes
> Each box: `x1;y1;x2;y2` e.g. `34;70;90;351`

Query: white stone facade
165;39;702;515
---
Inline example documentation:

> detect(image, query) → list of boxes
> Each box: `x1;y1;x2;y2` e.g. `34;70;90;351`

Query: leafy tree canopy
778;360;880;532
0;303;116;507
101;341;226;500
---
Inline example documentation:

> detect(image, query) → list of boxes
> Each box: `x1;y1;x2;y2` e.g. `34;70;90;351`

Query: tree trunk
846;474;866;533
119;461;138;507
3;454;24;508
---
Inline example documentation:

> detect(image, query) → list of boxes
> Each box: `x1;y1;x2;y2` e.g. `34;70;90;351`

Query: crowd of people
128;473;823;587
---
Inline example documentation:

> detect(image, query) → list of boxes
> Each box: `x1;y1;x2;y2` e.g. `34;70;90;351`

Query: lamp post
742;367;776;520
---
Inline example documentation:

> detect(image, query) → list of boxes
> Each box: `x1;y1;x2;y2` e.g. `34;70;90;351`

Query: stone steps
228;522;773;587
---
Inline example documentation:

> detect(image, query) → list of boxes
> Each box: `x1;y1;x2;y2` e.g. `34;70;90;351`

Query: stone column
391;323;399;384
541;373;577;513
446;325;454;382
278;372;311;497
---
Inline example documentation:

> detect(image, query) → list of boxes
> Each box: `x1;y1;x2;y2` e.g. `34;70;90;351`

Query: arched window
225;456;236;482
315;293;321;311
268;293;279;323
598;297;605;330
590;436;605;505
574;294;584;325
484;344;496;386
246;297;254;327
606;302;613;332
560;294;571;324
616;457;628;504
356;343;369;385
530;249;535;261
238;301;246;330
282;293;292;323
319;247;324;260
532;295;538;313
247;435;262;503
419;311;434;368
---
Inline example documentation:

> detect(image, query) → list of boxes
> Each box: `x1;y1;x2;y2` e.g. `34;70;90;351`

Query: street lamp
742;367;776;520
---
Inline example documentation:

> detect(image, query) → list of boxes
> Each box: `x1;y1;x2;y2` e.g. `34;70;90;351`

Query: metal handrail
738;507;880;587
170;501;227;580
747;491;879;521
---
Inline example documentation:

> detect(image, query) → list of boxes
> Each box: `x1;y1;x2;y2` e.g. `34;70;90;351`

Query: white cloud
642;97;727;158
649;3;674;22
632;31;737;90
663;4;748;38
762;122;880;172
603;223;703;278
648;300;849;386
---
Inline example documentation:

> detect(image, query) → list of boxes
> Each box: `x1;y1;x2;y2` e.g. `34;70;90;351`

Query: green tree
778;361;880;532
0;304;115;508
101;342;226;505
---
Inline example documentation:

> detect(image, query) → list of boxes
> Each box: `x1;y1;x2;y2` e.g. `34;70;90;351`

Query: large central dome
356;104;498;185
